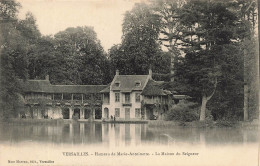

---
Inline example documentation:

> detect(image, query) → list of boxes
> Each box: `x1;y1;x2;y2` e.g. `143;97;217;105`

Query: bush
215;120;237;127
165;100;199;122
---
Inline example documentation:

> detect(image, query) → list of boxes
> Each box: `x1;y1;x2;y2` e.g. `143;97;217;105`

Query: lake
0;122;259;166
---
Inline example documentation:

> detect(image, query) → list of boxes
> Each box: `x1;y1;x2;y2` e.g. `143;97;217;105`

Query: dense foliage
153;0;258;121
0;0;258;121
109;3;171;80
0;0;29;119
165;101;200;122
0;0;111;119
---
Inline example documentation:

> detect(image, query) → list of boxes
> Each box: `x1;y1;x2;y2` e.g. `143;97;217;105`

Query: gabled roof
19;79;107;94
111;75;149;92
100;84;110;93
141;79;172;96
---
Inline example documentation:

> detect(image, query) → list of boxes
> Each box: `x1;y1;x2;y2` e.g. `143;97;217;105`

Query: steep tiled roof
19;79;106;94
141;79;172;96
111;75;149;92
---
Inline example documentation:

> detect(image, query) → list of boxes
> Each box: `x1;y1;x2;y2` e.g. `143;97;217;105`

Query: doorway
104;108;109;119
73;108;80;119
95;108;102;119
84;108;91;119
62;107;70;119
125;108;130;120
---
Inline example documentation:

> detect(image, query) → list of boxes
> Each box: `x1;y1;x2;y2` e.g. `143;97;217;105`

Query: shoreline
0;118;259;129
148;120;259;129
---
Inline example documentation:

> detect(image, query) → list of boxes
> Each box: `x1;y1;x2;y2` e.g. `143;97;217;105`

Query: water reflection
0;122;258;146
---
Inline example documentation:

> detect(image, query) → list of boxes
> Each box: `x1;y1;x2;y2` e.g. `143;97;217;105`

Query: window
54;93;62;100
84;94;91;100
125;93;130;103
63;93;72;100
115;93;120;102
115;108;120;117
135;108;141;118
115;81;120;87
73;94;82;100
135;93;141;102
141;109;145;116
103;93;110;103
135;81;141;87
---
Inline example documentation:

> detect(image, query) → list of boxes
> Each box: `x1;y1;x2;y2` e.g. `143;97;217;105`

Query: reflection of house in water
19;75;106;120
101;124;146;146
1;123;257;146
33;123;103;144
66;123;103;144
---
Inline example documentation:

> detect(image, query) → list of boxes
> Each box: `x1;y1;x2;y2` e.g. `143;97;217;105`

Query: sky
16;0;144;52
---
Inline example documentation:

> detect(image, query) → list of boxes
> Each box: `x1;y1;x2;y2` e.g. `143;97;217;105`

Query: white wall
102;91;142;120
47;107;63;119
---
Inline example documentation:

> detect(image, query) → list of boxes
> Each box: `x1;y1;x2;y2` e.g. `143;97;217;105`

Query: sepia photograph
0;0;259;165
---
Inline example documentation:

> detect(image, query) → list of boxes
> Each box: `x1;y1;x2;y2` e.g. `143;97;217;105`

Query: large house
19;69;176;121
100;69;173;121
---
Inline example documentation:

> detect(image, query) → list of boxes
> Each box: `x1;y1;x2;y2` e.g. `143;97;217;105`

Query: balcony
143;98;168;105
122;103;132;107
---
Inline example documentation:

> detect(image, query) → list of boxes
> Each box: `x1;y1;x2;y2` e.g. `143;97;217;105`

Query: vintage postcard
0;0;259;166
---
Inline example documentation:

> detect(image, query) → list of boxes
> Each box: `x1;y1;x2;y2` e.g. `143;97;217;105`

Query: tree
110;3;170;78
171;0;244;121
50;26;110;85
109;44;125;75
235;0;258;121
17;12;43;80
155;0;258;121
0;0;27;119
151;0;186;81
121;3;161;75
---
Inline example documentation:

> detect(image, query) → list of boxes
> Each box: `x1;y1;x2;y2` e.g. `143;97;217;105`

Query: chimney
149;68;152;78
45;75;49;81
116;69;119;75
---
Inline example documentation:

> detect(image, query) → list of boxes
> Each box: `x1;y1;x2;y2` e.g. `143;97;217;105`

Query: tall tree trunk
168;28;175;82
243;47;249;121
244;84;249;121
200;94;207;121
200;79;217;121
170;52;175;82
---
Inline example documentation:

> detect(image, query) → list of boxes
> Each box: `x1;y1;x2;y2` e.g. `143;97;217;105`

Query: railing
25;98;102;106
143;98;168;105
122;103;132;106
